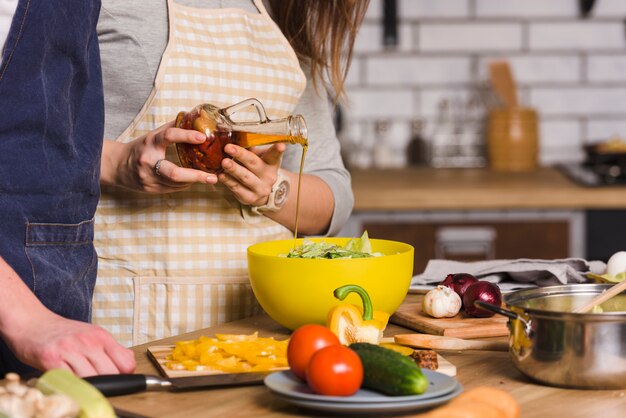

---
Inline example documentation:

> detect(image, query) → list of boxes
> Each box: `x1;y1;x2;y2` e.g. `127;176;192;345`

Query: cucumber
349;343;429;396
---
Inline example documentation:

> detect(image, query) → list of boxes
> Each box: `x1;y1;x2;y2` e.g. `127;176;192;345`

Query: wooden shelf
350;167;626;211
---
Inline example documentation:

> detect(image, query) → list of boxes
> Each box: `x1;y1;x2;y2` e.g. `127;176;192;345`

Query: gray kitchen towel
410;258;607;292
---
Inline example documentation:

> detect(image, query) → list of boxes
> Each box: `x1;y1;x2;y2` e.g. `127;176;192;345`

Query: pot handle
474;301;533;337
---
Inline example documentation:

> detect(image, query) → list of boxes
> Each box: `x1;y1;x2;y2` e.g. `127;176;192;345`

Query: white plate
269;384;463;414
264;369;460;404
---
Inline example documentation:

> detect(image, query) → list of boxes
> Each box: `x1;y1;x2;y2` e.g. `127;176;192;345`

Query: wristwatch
251;169;291;214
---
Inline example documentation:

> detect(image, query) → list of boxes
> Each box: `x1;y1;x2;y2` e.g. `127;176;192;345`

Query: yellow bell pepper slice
165;333;288;373
327;284;389;345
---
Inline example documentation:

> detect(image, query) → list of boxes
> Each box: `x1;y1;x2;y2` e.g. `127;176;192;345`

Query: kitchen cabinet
343;211;578;275
361;218;570;274
340;167;626;272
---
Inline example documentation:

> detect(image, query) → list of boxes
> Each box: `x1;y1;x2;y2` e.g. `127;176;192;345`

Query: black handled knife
85;371;272;397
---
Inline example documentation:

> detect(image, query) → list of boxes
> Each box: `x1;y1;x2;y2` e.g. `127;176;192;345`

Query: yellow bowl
247;238;414;330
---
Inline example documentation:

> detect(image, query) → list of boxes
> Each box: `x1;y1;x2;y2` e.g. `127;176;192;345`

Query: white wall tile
540;147;584;165
367;0;470;21
540;119;581;148
366;56;472;85
345;57;363;87
477;55;581;84
365;0;383;20
587;55;626;83
354;22;413;53
529;22;626;50
539;118;585;165
345;89;416;119
476;0;578;18
587;119;626;140
591;0;626;17
354;23;379;53
530;87;626;116
400;0;470;19
420;23;523;52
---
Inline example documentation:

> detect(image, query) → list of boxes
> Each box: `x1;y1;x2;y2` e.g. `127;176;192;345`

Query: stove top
557;163;626;187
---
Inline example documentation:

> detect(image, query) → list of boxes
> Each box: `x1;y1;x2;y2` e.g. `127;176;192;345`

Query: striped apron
93;0;306;346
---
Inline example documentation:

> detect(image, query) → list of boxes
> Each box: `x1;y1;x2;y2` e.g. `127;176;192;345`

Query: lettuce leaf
285;231;379;259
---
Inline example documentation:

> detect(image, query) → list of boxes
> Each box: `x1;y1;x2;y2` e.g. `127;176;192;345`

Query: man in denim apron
0;0;135;376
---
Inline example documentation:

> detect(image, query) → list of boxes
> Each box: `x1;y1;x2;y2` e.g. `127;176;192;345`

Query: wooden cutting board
434;354;456;376
390;300;509;339
147;345;288;379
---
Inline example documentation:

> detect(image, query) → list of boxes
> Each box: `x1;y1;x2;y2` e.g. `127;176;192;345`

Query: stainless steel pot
477;284;626;390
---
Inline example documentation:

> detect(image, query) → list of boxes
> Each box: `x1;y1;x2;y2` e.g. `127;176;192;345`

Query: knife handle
85;374;150;397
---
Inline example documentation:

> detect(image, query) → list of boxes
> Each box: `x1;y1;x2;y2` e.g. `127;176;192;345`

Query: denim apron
0;0;103;374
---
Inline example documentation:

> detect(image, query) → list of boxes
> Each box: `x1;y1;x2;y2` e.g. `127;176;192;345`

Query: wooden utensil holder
487;107;539;172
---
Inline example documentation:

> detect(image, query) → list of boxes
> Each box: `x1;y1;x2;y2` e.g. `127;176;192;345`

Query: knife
85;371;272;397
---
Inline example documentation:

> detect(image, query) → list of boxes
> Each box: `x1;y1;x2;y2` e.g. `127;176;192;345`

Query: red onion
463;281;502;318
439;273;478;306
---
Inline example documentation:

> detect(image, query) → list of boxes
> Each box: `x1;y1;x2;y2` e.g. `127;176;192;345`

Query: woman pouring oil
92;0;366;346
175;98;309;238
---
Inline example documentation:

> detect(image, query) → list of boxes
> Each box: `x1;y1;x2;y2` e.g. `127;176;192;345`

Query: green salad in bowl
283;231;382;259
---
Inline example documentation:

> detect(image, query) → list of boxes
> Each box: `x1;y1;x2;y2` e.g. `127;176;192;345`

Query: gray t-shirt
98;0;353;236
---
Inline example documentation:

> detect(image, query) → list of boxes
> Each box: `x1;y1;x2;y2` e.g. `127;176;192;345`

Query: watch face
274;180;290;207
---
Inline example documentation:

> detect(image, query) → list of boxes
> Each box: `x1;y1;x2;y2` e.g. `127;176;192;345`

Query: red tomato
305;345;363;396
287;324;340;380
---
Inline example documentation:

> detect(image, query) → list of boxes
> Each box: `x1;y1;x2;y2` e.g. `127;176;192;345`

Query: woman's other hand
101;121;217;192
218;143;286;206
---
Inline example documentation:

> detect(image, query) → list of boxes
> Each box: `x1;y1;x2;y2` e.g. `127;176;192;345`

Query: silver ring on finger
154;159;165;176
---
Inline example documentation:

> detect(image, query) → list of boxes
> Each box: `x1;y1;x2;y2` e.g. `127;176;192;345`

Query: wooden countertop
110;294;625;418
350;167;626;211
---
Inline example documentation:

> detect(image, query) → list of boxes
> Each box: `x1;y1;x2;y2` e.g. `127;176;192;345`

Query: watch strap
250;169;291;214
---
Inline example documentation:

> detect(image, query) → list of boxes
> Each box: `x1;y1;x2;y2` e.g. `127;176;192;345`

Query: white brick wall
419;23;523;52
343;0;626;167
530;87;626;116
366;56;472;85
476;56;581;84
476;0;578;18
587;55;626;82
529;23;625;50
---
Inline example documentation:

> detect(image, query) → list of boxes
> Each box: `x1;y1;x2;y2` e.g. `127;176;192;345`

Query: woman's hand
101;121;217;193
218;143;286;206
219;142;336;235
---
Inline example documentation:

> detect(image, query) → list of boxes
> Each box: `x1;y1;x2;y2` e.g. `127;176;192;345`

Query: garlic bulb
606;251;626;277
422;285;462;318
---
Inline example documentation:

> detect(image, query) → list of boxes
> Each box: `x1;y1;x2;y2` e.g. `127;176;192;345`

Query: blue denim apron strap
0;0;104;375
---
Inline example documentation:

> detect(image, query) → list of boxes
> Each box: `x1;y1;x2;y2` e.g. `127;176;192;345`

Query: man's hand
9;310;136;377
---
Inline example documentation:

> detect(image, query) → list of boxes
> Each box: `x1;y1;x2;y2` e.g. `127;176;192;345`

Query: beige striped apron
93;0;306;347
